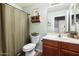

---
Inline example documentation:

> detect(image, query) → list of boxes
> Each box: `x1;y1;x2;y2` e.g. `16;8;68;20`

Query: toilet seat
23;43;36;51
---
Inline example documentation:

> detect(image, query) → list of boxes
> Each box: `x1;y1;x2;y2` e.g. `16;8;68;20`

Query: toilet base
25;50;36;56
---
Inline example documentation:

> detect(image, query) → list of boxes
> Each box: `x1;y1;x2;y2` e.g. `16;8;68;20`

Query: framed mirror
47;3;70;33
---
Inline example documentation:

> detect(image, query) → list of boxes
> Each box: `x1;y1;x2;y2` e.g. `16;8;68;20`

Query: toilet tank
31;35;40;44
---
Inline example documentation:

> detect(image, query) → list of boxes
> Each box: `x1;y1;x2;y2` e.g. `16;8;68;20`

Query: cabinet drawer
61;42;79;53
42;39;59;47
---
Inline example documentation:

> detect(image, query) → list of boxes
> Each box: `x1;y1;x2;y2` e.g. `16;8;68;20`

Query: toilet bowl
23;43;36;56
23;35;40;56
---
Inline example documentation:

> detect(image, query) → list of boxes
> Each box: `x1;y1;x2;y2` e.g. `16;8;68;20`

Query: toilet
23;35;40;56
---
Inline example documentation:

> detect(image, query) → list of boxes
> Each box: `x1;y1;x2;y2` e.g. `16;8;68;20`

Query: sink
43;33;73;40
45;34;71;39
42;34;79;45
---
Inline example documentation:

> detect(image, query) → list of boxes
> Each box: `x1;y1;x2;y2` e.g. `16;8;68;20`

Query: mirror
47;3;70;33
69;3;79;34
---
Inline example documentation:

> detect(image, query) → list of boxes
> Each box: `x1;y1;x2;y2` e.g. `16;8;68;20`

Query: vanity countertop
42;34;79;44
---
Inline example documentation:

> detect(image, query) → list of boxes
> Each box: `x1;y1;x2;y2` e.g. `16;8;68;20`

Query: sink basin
42;34;79;45
44;34;70;40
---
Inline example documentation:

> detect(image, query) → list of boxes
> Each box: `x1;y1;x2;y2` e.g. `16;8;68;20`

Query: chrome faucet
58;33;61;38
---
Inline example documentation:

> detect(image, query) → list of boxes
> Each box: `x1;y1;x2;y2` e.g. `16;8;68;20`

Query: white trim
47;3;61;9
47;3;70;12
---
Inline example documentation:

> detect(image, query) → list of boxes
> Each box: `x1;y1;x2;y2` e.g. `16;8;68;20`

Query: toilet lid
23;43;36;50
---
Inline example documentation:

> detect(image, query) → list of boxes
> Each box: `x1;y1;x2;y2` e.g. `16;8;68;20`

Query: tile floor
19;51;42;56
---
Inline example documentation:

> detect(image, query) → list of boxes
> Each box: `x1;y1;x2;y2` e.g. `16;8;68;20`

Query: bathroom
0;3;79;56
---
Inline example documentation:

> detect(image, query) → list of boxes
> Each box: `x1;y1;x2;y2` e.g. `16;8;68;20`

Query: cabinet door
61;42;79;53
43;45;59;56
61;49;79;56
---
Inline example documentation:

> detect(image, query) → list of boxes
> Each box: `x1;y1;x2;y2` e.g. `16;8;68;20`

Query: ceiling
48;3;71;12
15;3;59;9
15;3;50;9
15;3;72;12
15;3;36;8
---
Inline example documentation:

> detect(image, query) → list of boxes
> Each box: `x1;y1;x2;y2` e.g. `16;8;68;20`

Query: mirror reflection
47;3;79;39
47;3;70;33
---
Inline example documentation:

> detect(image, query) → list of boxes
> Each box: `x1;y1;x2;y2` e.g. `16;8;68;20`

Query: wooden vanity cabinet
42;39;59;56
42;39;79;56
43;45;59;56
